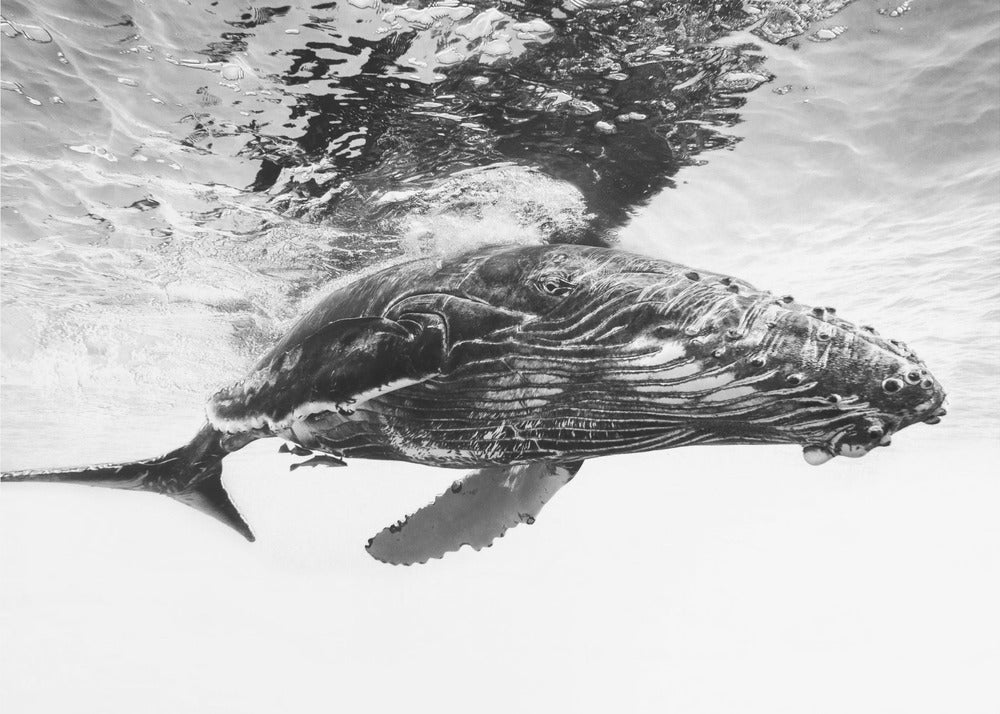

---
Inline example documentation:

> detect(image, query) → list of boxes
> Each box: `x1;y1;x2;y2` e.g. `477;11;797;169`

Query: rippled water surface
1;0;998;466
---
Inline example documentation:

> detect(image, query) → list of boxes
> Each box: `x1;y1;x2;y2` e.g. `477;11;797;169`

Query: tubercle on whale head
755;303;948;466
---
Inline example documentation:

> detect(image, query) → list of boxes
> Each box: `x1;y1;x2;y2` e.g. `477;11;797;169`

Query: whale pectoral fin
366;461;584;566
208;315;447;432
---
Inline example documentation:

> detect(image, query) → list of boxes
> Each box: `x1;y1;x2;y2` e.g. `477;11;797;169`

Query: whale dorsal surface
367;461;583;565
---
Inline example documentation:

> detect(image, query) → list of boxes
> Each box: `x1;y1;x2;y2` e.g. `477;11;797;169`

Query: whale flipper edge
366;460;584;566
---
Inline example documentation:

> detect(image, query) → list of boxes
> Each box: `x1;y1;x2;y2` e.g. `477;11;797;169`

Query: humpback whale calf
2;245;947;564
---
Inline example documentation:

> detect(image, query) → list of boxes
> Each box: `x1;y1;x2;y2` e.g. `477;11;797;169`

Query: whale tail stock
0;424;255;541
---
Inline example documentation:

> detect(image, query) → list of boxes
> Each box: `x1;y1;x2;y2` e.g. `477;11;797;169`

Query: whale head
439;244;947;464
764;307;947;465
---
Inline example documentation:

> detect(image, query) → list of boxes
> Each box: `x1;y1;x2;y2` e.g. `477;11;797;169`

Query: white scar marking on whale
207;376;430;434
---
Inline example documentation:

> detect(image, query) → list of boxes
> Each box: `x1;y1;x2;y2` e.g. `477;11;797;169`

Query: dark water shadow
191;1;849;239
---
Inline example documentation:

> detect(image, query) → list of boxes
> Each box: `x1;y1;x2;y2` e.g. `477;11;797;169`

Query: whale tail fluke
0;424;255;541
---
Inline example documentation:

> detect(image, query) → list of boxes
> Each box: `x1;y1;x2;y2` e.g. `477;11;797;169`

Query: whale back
256;256;441;369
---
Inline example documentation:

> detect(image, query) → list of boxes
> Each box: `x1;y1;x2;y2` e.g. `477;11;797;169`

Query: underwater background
1;1;998;712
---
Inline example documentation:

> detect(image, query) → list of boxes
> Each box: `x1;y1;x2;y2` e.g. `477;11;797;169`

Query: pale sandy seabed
1;439;997;713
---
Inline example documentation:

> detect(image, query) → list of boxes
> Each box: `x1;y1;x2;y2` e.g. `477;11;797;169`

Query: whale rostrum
1;245;947;564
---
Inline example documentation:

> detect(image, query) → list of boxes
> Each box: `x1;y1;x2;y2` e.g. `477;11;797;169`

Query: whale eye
882;377;904;394
537;275;575;297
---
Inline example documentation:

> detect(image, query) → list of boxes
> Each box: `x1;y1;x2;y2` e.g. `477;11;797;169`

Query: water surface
1;0;997;467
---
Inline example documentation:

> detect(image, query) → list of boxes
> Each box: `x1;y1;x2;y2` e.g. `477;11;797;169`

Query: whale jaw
800;404;947;466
